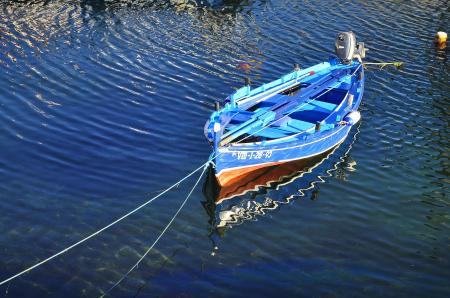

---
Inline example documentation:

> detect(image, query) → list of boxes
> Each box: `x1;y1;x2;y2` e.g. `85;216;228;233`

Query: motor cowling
335;32;356;64
335;32;366;64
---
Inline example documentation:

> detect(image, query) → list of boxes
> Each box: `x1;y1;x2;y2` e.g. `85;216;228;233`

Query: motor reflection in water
202;126;360;252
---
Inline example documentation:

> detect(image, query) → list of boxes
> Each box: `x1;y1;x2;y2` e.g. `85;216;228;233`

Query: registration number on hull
232;150;273;160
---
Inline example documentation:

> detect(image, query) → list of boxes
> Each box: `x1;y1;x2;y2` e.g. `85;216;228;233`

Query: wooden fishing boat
204;32;366;186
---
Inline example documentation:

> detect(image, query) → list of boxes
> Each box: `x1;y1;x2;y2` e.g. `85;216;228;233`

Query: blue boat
205;32;366;186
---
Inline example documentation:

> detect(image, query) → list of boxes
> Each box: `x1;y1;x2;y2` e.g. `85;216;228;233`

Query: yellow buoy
436;31;447;44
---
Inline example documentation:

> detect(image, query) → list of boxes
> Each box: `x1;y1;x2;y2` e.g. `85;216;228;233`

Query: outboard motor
335;31;366;64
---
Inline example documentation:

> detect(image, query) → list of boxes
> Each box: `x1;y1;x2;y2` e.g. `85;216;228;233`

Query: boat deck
223;88;347;140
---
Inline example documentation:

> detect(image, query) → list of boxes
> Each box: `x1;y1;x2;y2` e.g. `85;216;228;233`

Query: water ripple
0;0;449;297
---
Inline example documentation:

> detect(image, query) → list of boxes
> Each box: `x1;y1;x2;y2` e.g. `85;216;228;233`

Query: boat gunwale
233;62;332;106
218;124;348;152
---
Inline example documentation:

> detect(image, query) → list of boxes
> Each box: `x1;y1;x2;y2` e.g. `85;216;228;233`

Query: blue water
0;0;449;297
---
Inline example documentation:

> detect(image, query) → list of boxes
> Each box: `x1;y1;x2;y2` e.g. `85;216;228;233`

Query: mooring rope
363;61;403;69
100;163;209;297
0;160;211;287
0;115;244;287
0;62;362;288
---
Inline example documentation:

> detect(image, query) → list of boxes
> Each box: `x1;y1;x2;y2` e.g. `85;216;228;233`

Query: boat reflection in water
202;129;359;250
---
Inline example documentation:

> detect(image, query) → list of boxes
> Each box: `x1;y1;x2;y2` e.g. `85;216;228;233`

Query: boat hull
215;124;352;186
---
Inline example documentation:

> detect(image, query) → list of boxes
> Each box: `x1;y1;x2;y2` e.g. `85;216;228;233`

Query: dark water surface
0;0;449;297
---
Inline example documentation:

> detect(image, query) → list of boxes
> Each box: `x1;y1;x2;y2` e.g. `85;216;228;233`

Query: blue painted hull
214;124;352;185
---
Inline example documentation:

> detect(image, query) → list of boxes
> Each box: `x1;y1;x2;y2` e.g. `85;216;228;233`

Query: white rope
100;163;209;297
0;122;231;287
0;160;211;287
